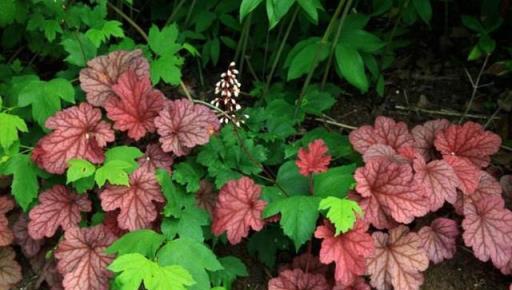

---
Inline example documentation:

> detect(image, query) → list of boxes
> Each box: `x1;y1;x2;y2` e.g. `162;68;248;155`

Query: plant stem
263;5;299;96
320;0;352;88
459;54;490;123
235;14;252;63
165;0;187;26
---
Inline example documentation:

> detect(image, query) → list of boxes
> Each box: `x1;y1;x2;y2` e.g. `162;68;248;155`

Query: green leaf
301;87;336;116
73;175;95;194
461;15;484;32
263;196;321;250
287;40;329;80
318;197;361;235
210;256;248;289
61;33;97;66
371;0;393;16
0;113;27;151
173;162;203;193
339;29;384;53
157;238;223;290
157;169;190;218
0;0;16;26
3;154;39;211
67;159;96;184
42;19;63;42
240;0;264;21
478;35;496;54
335;43;368;92
276;161;309;196
467;45;482;61
105;146;143;173
86;20;124;48
148;24;181;56
107;230;166;259
313;164;356;198
151;54;183;86
109;253;195;290
95;160;131;187
297;0;322;23
161;206;209;242
247;226;291;267
266;0;296;29
412;0;432;24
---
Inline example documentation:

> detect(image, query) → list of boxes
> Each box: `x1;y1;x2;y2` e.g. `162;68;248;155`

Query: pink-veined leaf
105;70;165;140
29;253;63;290
100;168;164;231
79;49;149;107
296;139;331;176
367;225;429;290
0;247;22;290
411;119;450;161
443;155;481;194
453;171;502;215
413;157;458;211
434;121;501;168
28;185;92;239
314;220;374;285
268;269;330;290
31;103;115;174
348;191;398;230
154;99;220;156
13;215;43;257
418;217;459;264
333;278;371;290
349;116;414;154
362;144;409;164
54;225;116;290
354;159;429;225
137;143;174;174
102;210;126;237
0;196;14;246
211;177;266;244
462;195;512;268
279;253;329;275
195;180;217;216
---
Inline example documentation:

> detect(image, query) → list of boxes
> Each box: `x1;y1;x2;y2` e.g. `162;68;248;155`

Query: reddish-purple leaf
362;144;408;164
434;121;501;168
356;194;398;230
418;217;459;264
296;139;331;176
349;116;414;154
100;168;164;231
0;247;22;289
367;225;429;290
13;215;43;257
444;155;481;194
32;103;115;174
102;210;126;237
54;225;116;290
211;177;266;244
195;180;217;216
137;143;174;173
355;159;429;225
28;185;91;239
413;157;458;211
29;254;63;290
154;99;220;156
105;70;165;140
268;269;330;290
462;195;512;268
333;278;371;290
79;49;149;107
314;220;374;285
411;119;450;161
0;196;14;246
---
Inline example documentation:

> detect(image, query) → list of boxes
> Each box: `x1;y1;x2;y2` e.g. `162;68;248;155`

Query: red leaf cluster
418;218;459;264
13;215;43;257
268;269;330;290
0;247;22;289
296;139;331;176
211;177;266;244
137;143;174;173
32;103;115;174
0;196;14;246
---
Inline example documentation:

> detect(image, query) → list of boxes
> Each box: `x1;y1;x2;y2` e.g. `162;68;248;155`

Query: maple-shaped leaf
413;157;458;211
279;253;329;275
434;121;501;168
354;159;429;225
462;195;512;268
100;167;164;231
314;220;374;285
453;171;502;214
195;180;217;216
32;103;115;174
296;139;331;176
318;197;361;235
211;177;266;244
28;185;92;239
349;116;414;154
362;144;409;164
411;119;450;161
443;155;481;194
105;70;165;140
0;247;22;290
0;196;14;246
418;218;459;264
154;99;220;156
54;225;116;290
138;143;174;173
367;225;429;290
333;278;371;290
349;192;398;230
268;269;330;290
13;215;43;257
79;49;149;107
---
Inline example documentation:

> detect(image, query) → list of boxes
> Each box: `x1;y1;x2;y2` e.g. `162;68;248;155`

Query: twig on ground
395;105;501;120
314;118;357;130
